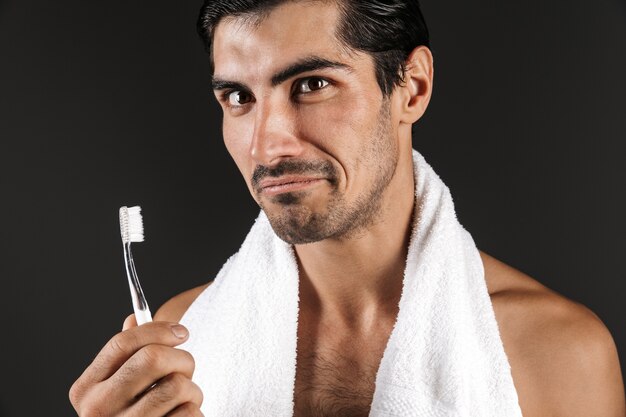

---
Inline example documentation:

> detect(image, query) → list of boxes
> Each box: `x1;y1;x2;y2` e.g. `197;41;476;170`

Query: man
70;1;625;416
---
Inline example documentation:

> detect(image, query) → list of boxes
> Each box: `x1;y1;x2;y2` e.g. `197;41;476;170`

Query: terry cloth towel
180;149;524;416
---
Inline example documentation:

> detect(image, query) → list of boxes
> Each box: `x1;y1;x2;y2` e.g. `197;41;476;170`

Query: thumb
122;313;138;331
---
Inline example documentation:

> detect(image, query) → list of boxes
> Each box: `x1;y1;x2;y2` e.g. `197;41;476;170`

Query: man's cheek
223;130;247;161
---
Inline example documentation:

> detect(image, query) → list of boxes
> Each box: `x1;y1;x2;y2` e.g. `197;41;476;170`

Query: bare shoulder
153;282;212;323
480;251;626;417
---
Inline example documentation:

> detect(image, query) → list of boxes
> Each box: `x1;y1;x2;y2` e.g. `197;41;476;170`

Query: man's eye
227;91;253;107
295;78;329;94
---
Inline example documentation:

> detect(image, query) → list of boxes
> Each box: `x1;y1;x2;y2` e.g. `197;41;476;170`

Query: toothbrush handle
134;308;153;325
123;242;153;325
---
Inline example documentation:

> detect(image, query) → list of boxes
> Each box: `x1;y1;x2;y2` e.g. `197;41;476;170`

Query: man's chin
263;205;329;245
267;190;309;206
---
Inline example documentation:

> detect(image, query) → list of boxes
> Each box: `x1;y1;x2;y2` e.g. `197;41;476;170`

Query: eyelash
220;77;331;108
295;77;330;94
221;90;250;107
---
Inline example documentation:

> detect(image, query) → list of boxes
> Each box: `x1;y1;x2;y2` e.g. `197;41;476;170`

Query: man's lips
258;176;326;196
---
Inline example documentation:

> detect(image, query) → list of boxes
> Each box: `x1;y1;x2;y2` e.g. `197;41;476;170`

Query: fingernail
171;324;188;339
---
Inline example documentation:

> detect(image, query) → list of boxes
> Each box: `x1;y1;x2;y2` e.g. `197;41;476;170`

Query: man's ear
395;46;434;125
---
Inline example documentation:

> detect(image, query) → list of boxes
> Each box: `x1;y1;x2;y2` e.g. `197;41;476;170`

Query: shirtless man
69;1;626;416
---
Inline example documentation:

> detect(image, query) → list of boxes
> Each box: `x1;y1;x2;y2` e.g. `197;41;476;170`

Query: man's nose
249;98;304;167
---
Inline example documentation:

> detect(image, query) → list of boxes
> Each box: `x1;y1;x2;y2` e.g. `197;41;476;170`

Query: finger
70;345;195;417
104;345;195;399
70;382;119;417
76;322;189;386
123;313;138;331
165;402;204;417
70;314;140;409
129;373;203;417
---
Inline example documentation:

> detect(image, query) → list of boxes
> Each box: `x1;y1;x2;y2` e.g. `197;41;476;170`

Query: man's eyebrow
270;57;352;87
211;79;248;92
211;56;352;91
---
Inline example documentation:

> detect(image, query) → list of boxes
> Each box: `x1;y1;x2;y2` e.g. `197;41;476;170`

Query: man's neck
293;153;416;334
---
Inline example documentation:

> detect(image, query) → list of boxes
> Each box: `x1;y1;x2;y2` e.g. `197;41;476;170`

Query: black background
1;0;625;415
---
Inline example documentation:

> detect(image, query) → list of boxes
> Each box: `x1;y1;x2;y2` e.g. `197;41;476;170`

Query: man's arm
483;252;625;416
496;288;625;417
545;307;625;417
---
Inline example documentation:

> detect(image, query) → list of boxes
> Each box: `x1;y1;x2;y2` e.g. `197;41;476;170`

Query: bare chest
292;327;391;417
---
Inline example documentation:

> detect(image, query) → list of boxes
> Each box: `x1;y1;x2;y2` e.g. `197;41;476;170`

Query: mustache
251;159;338;192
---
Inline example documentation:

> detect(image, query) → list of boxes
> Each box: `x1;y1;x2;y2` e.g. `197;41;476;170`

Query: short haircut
197;0;430;96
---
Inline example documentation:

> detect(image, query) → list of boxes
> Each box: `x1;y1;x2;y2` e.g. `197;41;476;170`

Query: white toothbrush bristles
119;206;144;243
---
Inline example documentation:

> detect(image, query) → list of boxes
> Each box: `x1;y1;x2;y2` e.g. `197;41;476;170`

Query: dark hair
197;0;430;96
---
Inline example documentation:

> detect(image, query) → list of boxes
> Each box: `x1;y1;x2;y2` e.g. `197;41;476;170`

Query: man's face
212;1;401;244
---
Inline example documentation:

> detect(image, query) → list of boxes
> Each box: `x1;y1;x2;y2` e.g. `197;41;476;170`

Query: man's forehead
211;1;348;83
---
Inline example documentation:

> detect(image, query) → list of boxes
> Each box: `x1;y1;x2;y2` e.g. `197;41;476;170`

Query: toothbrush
119;205;152;325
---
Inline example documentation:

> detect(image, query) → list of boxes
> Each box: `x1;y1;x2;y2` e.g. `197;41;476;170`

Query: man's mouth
258;176;326;196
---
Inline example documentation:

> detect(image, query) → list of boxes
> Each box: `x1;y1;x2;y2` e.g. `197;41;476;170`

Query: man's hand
69;315;204;416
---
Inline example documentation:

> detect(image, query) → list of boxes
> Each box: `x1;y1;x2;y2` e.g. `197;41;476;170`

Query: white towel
180;149;523;416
